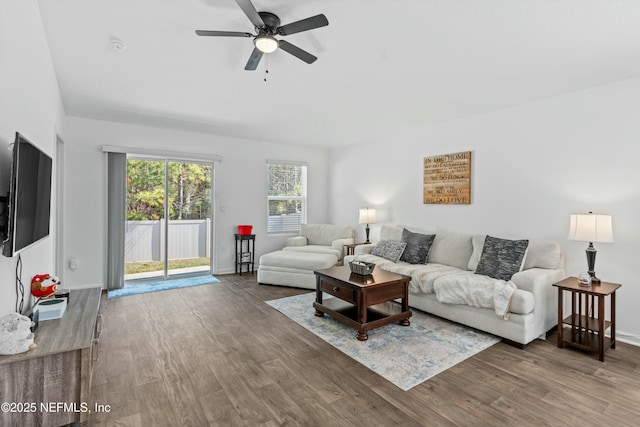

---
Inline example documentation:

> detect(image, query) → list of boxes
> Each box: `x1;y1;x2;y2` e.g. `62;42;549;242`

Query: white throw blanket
354;254;517;319
433;273;517;319
354;254;461;294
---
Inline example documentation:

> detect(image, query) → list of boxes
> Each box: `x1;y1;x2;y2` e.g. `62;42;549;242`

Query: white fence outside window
125;219;211;262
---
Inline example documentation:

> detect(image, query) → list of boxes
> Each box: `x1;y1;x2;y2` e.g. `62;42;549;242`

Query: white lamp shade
568;213;613;243
254;36;278;53
358;208;377;224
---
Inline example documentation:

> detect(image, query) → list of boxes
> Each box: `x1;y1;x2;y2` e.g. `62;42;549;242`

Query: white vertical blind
106;152;126;290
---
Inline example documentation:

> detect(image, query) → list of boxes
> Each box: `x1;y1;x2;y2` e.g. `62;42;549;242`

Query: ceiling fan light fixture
254;35;278;53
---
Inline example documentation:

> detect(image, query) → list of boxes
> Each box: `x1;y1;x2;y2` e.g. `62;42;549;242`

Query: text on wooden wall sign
423;151;472;204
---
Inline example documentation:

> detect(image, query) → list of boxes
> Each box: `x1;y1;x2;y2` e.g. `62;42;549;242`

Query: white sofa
343;224;566;346
258;224;354;289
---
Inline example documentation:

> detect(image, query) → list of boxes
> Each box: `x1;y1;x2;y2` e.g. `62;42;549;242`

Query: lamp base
585;244;601;284
364;224;371;244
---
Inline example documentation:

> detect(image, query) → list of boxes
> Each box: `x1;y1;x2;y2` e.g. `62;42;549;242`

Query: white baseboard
64;283;105;291
616;332;640;347
215;268;242;276
604;329;640;347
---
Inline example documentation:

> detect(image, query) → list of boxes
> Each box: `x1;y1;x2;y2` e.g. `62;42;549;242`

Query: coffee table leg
400;281;410;326
314;276;324;317
357;330;368;341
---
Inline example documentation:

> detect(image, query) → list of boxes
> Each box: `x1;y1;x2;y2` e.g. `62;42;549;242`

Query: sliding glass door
124;157;213;281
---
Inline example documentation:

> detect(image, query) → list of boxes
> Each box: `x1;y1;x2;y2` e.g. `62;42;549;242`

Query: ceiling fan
196;0;329;70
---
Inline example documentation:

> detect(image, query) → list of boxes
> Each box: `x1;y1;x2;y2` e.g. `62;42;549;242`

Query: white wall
328;77;640;346
3;0;637;349
0;0;65;318
61;116;329;288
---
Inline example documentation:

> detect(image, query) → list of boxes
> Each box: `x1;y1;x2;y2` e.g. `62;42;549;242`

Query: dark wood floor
90;273;640;426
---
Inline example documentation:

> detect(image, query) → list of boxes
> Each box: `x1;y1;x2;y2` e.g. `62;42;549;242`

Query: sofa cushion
380;224;404;242
353;253;395;270
371;240;407;262
433;272;517;318
259;250;338;270
399;228;435;264
301;224;353;246
469;235;562;271
427;233;473;270
282;245;342;259
355;253;462;294
467;234;487;271
475;236;529;281
523;241;562;270
285;236;308;247
431;271;535;316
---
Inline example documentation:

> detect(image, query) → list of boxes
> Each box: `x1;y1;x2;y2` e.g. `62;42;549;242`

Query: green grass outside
125;257;210;274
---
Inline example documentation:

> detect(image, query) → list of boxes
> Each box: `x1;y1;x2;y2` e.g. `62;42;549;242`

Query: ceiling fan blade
235;0;265;28
277;14;328;36
244;47;263;70
278;40;317;64
195;30;253;38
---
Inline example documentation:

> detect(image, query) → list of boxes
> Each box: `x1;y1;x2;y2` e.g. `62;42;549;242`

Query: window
267;160;307;233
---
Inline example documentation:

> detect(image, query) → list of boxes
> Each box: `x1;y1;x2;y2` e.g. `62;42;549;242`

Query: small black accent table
553;276;621;361
235;233;255;275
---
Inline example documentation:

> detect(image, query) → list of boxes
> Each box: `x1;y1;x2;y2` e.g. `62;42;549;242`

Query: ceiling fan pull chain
264;55;269;82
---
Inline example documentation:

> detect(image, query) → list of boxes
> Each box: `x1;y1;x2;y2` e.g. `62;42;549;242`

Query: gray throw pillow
474;235;529;281
400;228;435;264
371;240;407;263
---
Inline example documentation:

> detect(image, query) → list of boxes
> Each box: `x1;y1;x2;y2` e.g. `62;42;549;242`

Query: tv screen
2;133;52;257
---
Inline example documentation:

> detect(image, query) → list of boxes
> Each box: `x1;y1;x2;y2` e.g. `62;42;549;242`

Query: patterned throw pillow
371;240;407;263
399;228;436;264
474;235;529;281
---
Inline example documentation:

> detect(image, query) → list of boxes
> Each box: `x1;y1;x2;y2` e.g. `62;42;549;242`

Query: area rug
266;292;500;391
108;275;220;298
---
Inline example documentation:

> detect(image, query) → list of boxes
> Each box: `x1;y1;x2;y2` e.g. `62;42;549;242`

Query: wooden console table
0;287;102;426
553;277;621;361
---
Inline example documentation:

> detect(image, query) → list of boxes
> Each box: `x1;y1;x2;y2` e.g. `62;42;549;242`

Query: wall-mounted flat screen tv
1;132;52;257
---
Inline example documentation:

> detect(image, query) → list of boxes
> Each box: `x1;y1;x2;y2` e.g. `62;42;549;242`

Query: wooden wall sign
423;151;472;204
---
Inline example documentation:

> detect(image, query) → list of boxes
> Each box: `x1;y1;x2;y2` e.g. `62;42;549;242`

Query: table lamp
568;212;613;284
358;208;377;244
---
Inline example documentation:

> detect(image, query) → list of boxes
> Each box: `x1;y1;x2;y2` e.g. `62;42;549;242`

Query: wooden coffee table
313;265;412;341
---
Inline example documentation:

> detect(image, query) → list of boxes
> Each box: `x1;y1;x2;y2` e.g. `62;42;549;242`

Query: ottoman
257;250;339;289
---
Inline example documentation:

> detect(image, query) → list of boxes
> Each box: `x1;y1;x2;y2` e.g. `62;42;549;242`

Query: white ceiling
37;0;640;148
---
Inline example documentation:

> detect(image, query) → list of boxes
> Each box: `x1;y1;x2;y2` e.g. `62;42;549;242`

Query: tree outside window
127;159;211;220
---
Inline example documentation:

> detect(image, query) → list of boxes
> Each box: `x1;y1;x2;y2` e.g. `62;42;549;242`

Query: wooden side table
553;276;621;361
344;242;368;256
